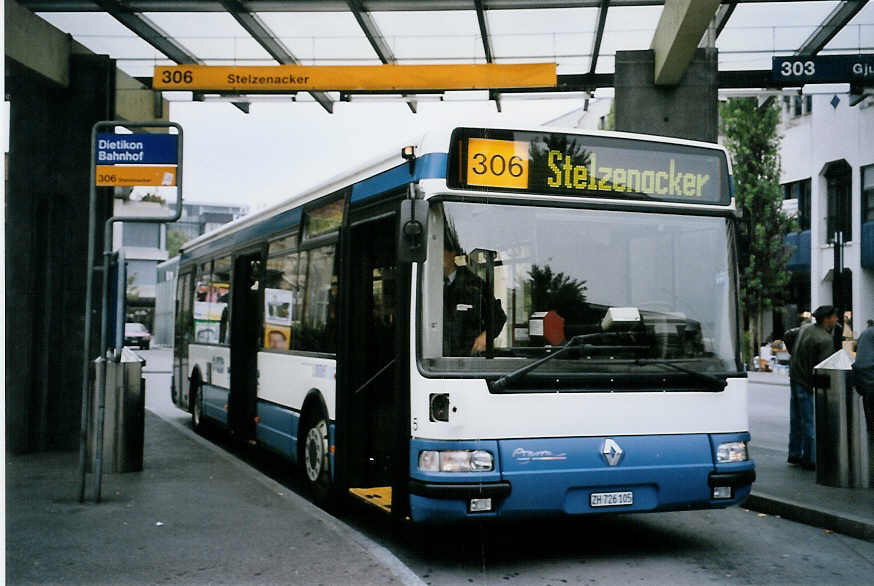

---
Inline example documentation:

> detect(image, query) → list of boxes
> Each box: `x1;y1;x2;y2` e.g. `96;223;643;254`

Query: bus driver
442;226;506;356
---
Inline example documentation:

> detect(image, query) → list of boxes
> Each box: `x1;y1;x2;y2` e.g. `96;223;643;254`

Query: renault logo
600;438;624;467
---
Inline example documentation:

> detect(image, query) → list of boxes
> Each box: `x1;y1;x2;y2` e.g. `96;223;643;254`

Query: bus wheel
302;415;331;504
191;382;204;434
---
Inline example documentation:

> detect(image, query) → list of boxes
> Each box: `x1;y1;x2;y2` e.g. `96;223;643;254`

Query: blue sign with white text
772;55;874;84
96;133;178;165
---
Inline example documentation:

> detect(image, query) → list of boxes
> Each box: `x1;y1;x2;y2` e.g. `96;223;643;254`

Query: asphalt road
138;349;874;585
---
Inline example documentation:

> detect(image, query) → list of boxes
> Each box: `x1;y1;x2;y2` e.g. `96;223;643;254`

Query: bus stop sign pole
78;121;184;503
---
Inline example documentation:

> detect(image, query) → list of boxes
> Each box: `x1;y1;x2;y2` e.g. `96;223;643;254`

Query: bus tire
301;411;331;505
191;379;205;434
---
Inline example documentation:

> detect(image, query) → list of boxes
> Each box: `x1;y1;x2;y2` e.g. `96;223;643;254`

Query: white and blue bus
172;126;755;522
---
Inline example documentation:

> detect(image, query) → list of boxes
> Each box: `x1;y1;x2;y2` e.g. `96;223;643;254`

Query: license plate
590;491;633;508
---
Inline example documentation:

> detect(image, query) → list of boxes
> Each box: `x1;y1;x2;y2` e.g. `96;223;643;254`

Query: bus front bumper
408;434;755;523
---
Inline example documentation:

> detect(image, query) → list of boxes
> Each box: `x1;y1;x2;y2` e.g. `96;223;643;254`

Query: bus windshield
420;200;739;380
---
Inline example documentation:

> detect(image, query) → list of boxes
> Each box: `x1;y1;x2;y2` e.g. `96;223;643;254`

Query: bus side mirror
398;198;429;264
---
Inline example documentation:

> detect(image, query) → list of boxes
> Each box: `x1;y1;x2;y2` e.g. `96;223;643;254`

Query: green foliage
167;230;188;258
528;264;588;323
719;97;797;349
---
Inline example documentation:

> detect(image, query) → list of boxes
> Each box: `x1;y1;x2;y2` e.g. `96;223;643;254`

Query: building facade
779;93;874;340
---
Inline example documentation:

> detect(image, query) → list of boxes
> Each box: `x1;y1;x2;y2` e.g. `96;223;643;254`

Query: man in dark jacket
852;321;874;435
788;305;839;470
442;235;506;357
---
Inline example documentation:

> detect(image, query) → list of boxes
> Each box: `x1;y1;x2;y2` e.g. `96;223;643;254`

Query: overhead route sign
771;54;874;84
152;63;557;92
95;132;179;187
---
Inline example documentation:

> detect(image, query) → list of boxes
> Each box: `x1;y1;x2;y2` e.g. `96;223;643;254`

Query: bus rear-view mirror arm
398;195;429;264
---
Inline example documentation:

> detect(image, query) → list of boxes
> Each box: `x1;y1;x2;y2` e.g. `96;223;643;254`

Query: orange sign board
96;165;177;187
466;138;530;190
153;63;557;92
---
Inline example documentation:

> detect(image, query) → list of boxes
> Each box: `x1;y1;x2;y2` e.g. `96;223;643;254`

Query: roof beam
20;1;838;12
96;0;201;64
473;0;501;111
219;0;333;113
796;0;869;56
714;1;736;38
473;0;494;63
347;0;395;63
589;0;609;75
345;0;415;112
650;0;720;85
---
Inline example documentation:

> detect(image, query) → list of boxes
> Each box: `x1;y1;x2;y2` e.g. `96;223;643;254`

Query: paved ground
7;350;873;585
5;353;422;585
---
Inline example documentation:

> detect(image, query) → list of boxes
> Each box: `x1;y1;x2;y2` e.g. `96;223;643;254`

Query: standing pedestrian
788;305;839;470
851;320;874;435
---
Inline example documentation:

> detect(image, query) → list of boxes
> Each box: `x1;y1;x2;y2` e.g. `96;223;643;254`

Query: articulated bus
172;126;755;522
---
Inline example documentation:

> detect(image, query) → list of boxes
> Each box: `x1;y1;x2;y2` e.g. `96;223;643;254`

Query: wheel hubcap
305;421;327;482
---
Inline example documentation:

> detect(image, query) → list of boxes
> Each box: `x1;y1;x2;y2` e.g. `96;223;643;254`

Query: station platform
5;410;422;585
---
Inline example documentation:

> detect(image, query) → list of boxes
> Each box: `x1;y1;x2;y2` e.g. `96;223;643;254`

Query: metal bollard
88;348;146;500
814;350;871;488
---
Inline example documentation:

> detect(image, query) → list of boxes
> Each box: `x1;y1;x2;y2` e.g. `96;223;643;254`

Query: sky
7;2;874;210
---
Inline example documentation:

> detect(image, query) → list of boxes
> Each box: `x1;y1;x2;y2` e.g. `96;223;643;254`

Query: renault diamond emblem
601;438;624;467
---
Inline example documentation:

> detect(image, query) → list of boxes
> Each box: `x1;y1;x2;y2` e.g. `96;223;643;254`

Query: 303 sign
779;60;815;77
772;55;874;84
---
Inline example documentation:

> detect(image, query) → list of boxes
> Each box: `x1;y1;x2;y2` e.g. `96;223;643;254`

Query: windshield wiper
632;359;727;389
491;334;595;392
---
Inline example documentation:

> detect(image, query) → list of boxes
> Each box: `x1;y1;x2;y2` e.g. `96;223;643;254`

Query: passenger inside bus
442;224;506;356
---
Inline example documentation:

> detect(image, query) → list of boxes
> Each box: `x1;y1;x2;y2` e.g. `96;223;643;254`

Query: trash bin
88;348;145;473
814;349;871;488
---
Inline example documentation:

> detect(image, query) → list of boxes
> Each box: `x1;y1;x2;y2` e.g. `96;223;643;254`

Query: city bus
172;125;755;522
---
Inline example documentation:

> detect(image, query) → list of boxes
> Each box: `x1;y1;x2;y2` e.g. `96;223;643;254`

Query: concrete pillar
614;48;719;143
5;54;116;452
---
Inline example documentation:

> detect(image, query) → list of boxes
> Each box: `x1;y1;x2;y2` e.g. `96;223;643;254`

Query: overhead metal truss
20;1;847;11
20;0;872;112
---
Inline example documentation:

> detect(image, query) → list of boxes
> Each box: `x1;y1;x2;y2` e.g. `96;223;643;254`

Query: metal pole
91;356;107;501
78;125;100;503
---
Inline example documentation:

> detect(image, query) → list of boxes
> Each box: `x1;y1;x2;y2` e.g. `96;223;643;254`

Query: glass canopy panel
371;10;484;64
718;1;840;70
257;11;379;65
822;2;874;52
36;12;176;77
598;6;663;74
36;11;164;59
144;12;272;61
488;8;596;73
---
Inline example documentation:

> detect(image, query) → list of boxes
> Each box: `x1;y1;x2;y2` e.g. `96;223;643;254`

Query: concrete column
5;54;115;452
614;48;719;143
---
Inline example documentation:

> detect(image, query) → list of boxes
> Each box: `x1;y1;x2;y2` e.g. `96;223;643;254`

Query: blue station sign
771;54;874;84
96;132;178;165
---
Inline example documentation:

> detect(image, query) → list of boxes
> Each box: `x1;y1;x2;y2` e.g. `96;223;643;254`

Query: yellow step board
349;486;392;514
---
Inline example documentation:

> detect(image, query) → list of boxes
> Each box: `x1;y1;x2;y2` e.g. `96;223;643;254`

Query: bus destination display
450;128;728;205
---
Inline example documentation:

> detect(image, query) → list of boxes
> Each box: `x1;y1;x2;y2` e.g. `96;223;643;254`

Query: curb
744;492;874;543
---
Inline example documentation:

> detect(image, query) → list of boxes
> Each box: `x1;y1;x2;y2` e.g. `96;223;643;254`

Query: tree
167;230;188;258
719;97;796;362
528;264;588;324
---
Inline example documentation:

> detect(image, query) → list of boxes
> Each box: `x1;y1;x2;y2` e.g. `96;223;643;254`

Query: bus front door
343;215;401;514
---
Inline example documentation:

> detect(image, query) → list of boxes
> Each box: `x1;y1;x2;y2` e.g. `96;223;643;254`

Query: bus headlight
716;441;748;463
418;450;494;472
